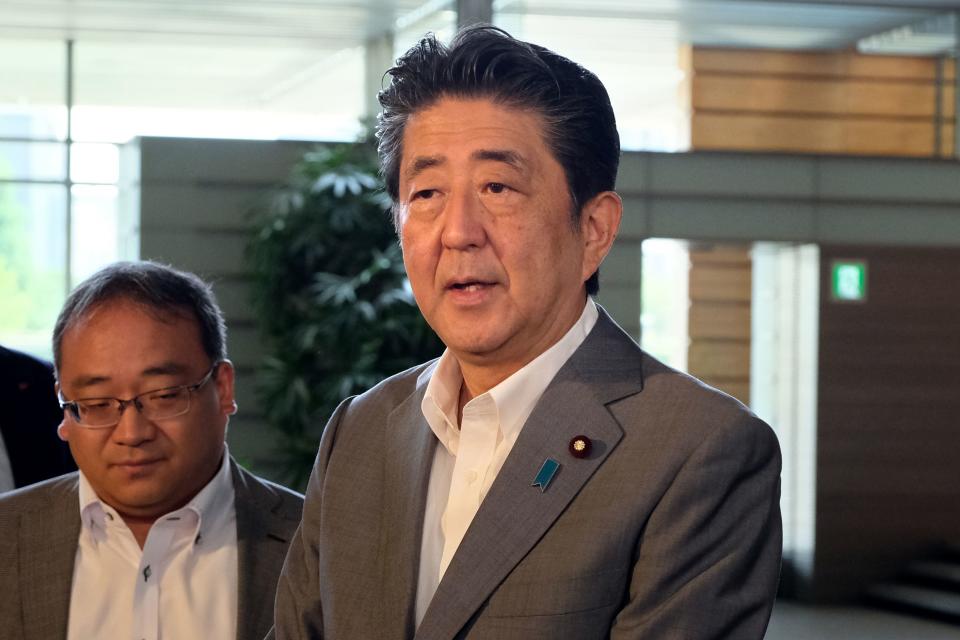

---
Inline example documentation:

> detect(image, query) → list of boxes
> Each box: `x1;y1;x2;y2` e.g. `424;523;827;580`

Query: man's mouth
114;458;162;468
449;281;490;292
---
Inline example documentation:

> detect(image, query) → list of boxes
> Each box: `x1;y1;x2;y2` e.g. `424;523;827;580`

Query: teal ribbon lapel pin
532;458;561;493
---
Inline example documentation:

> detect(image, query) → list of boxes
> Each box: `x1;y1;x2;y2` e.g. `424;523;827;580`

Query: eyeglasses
58;363;221;429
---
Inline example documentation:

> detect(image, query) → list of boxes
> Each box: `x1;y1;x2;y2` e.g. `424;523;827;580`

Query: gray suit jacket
0;457;303;640
274;310;782;639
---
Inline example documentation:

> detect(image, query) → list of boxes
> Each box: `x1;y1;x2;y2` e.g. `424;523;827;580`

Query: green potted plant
247;135;442;490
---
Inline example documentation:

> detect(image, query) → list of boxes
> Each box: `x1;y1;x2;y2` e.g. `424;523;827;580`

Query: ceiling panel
0;0;951;49
499;0;944;49
0;0;425;46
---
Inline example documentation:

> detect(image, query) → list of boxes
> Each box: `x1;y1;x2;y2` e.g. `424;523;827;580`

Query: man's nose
440;188;487;250
111;401;156;446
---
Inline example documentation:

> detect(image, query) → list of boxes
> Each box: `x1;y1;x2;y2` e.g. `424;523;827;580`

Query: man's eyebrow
68;362;191;394
472;149;526;170
403;149;527;184
141;362;191;378
404;155;444;183
70;375;111;391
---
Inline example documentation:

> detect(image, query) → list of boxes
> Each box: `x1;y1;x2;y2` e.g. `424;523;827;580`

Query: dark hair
377;25;620;295
52;261;227;377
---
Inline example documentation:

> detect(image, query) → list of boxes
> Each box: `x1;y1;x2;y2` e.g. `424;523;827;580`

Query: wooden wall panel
688;341;750;377
689;262;752;301
814;245;960;600
689;303;750;340
693;113;954;157
694;75;950;118
691;47;955;159
687;245;751;405
692;48;955;82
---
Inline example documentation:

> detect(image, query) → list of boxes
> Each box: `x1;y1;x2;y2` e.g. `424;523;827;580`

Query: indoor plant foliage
247;137;443;490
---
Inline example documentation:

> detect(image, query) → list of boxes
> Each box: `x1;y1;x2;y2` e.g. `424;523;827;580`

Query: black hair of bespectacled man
376;24;621;296
52;261;227;379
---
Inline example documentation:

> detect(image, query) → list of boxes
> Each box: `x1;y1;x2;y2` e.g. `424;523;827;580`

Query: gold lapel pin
568;435;592;459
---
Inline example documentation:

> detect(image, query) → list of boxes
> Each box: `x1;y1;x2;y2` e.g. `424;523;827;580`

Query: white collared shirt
0;429;14;492
67;448;238;640
415;299;599;625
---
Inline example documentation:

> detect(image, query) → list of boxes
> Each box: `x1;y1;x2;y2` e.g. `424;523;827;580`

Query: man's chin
446;335;524;373
107;486;185;517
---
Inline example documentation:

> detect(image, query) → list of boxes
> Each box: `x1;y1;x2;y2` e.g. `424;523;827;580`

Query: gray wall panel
618;195;650;238
225;325;266;372
139;184;268;231
139;137;310;183
230;372;263;421
649;198;817;241
595;282;640;339
214;278;259;324
819;204;960;245
819;156;960;203
141;230;248;277
600;240;642;287
615;153;649;194
648;152;817;197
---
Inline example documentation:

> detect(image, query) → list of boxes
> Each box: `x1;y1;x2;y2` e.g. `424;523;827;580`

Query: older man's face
397;97;602;384
57;300;235;520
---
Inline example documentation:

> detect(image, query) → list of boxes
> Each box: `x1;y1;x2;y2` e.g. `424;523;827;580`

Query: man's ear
579;190;623;283
54;381;69;441
215;360;238;416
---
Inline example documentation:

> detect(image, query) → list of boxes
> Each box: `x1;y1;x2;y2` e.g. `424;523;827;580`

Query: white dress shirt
415;299;599;625
67;448;238;640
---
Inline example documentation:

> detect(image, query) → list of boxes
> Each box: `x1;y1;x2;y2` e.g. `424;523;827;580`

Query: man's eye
80;400;112;410
487;182;508;194
413;189;436;200
150;389;185;401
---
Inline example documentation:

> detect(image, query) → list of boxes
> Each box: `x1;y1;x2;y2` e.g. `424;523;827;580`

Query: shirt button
465;469;479;484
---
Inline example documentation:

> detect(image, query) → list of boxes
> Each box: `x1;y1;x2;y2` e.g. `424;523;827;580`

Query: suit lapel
233;460;295;640
378;383;437;640
415;310;644;640
21;477;80;640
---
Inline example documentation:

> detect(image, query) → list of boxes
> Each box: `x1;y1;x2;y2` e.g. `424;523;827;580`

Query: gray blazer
0;457;303;640
274;309;782;639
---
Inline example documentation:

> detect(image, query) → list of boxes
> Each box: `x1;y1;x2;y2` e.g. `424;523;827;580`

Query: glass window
0;38;67;141
70;143;119;184
0;183;67;358
641;239;689;370
71;184;122;286
393;6;457;59
494;8;688;151
72;41;366;143
0;141;66;182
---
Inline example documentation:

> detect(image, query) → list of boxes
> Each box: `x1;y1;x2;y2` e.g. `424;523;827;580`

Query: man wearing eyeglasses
0;261;303;640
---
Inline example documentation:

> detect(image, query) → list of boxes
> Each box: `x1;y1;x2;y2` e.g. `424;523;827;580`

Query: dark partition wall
814;244;960;600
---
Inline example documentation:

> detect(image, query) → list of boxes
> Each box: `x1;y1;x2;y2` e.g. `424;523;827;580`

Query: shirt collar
78;445;235;547
420;298;598;455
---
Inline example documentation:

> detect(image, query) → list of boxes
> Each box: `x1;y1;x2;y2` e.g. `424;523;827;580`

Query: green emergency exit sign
831;260;867;302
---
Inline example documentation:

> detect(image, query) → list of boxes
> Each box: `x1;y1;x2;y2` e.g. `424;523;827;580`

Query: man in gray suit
0;261;303;640
275;26;781;639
